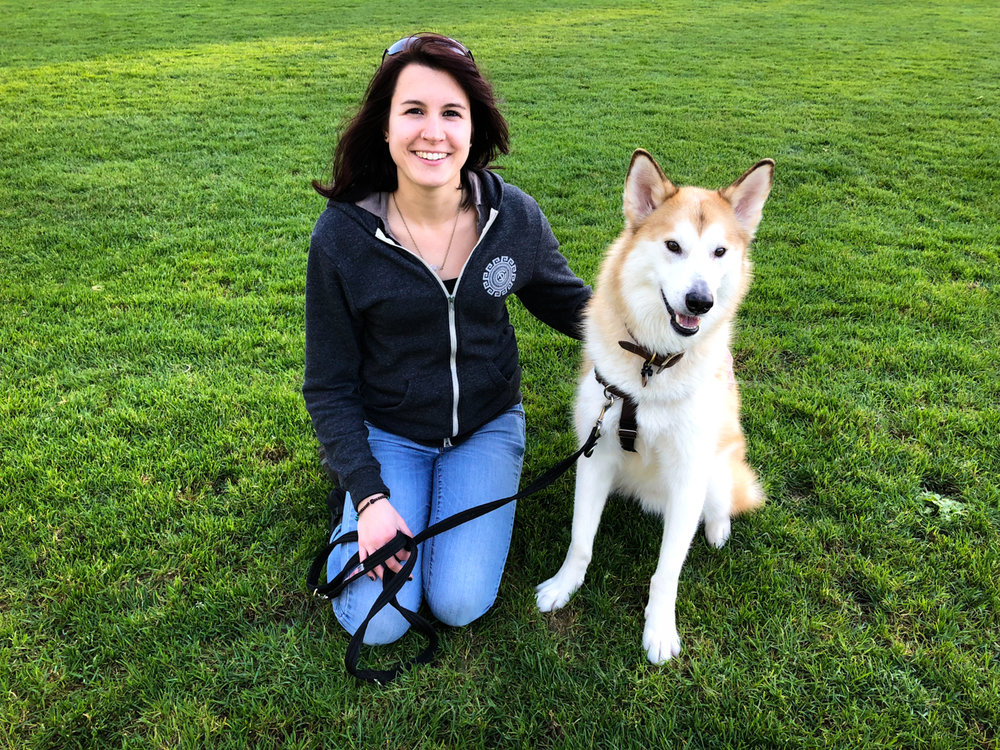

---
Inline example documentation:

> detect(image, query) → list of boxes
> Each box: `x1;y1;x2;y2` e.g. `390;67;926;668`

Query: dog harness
594;339;684;452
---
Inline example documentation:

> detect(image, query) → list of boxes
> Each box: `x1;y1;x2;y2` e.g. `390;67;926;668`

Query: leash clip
585;392;617;457
596;390;617;431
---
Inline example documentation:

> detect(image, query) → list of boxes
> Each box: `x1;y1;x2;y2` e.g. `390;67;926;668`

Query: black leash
306;422;603;685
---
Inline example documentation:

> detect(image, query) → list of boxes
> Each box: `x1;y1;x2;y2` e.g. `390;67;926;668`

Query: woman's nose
422;116;444;141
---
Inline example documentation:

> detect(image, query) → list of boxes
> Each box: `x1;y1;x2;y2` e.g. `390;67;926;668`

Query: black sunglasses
381;35;474;65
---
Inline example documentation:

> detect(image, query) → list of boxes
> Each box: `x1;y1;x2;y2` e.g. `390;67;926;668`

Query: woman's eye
714;246;727;257
666;240;682;254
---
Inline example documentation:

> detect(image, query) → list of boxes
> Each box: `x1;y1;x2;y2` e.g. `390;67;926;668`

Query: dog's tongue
677;314;700;330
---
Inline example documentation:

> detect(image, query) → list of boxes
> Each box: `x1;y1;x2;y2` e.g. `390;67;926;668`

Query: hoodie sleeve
515;201;592;340
302;230;389;508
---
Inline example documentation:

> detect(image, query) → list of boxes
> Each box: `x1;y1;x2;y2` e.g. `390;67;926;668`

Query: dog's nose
686;283;714;315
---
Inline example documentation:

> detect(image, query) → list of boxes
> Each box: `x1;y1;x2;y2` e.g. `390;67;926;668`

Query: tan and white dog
536;150;773;664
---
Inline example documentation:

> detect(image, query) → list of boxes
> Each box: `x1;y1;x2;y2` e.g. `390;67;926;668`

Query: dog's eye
714;246;727;258
665;240;682;254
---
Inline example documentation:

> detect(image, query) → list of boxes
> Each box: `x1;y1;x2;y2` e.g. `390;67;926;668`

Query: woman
304;33;590;644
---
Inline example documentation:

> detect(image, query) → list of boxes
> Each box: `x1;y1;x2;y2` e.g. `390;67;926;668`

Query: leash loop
307;428;603;684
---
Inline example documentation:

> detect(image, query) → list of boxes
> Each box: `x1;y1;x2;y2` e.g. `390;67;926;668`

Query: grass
2;0;999;747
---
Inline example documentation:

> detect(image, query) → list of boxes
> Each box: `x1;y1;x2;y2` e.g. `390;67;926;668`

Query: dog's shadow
530;489;758;616
530;492;658;609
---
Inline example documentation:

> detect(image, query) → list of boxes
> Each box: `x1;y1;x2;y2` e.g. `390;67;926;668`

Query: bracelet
356;494;386;517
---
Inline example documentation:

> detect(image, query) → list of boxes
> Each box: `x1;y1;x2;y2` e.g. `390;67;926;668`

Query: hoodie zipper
446;294;460;437
375;207;500;440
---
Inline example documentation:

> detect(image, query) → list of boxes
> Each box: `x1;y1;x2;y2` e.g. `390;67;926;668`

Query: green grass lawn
2;0;999;747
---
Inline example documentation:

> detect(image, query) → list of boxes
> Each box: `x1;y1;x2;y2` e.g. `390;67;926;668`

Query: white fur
536;151;772;664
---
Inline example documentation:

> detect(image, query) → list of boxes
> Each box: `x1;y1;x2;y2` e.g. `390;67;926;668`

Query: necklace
391;193;461;274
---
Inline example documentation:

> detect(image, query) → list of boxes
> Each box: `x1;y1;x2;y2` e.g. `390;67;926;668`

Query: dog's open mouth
662;292;700;336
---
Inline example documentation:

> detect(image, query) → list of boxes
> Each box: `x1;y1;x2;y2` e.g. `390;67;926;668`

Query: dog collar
617;339;684;387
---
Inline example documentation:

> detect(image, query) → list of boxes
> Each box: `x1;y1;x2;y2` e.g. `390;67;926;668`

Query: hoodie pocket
369;374;443;416
485;360;518;400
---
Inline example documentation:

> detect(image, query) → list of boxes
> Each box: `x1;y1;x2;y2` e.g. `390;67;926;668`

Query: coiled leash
305;413;609;685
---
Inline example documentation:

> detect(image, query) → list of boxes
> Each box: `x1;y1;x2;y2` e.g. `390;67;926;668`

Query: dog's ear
721;159;774;238
624;149;676;230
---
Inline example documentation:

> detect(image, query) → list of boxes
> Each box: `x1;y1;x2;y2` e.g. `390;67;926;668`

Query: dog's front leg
643;474;707;664
535;455;614;612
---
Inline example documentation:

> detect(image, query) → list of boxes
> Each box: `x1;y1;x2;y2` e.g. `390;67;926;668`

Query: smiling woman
303;33;591;656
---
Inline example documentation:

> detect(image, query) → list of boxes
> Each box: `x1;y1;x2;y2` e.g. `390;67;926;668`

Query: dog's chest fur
577;347;728;509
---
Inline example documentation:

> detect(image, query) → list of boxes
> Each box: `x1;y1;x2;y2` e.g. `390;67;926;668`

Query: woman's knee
331;567;422;646
334;600;412;645
425;585;498;628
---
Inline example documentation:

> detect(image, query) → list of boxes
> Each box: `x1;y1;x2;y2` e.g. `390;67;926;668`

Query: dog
535;149;773;664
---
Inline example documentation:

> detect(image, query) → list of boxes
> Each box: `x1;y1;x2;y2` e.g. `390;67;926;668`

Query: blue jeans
328;404;526;644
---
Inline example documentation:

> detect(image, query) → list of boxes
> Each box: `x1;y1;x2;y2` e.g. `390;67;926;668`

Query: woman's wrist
356;493;387;517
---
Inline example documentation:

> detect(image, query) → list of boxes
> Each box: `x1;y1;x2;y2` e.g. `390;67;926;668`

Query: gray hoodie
303;169;591;506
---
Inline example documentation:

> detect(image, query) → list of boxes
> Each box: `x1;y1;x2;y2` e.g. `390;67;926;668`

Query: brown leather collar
617;339;684;387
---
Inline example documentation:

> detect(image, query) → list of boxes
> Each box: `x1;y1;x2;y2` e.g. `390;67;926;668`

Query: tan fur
716;363;764;516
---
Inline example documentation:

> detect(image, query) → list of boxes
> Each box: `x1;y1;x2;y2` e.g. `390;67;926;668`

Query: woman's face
386;64;473;196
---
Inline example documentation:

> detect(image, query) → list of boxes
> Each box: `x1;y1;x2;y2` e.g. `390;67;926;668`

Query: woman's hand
356;495;414;581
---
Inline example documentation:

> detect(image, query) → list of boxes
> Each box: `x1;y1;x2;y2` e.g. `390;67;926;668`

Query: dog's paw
535;573;583;612
642;619;682;664
704;517;731;549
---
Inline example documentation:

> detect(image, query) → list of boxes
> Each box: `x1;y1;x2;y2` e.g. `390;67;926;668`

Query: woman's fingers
387;551;412;573
358;544;412;581
356;546;376;581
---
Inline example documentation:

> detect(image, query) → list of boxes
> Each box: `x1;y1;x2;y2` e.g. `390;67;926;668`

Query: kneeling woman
304;33;590;643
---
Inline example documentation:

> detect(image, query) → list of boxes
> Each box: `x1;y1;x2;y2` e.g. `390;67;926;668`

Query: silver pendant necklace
391;193;461;274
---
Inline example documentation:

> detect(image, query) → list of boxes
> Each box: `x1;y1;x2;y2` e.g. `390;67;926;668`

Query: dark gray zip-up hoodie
303;169;591;506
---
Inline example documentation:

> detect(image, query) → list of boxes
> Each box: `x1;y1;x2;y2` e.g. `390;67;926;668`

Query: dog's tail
730;459;765;515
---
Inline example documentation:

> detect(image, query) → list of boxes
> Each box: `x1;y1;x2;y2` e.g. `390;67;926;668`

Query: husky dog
536;150;774;664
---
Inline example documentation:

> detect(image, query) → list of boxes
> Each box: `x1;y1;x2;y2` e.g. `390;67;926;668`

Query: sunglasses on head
381;35;474;64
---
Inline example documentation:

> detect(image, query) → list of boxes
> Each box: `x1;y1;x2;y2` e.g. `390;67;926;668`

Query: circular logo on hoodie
483;256;517;297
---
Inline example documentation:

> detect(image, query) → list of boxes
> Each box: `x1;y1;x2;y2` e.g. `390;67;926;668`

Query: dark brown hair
313;34;510;207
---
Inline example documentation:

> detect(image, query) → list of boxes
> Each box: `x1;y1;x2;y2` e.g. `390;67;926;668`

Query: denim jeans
328;404;526;644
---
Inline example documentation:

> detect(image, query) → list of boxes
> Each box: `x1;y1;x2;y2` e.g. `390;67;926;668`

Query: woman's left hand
356;496;414;581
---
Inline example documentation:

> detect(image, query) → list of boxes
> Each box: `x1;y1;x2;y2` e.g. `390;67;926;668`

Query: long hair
313;34;510;207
